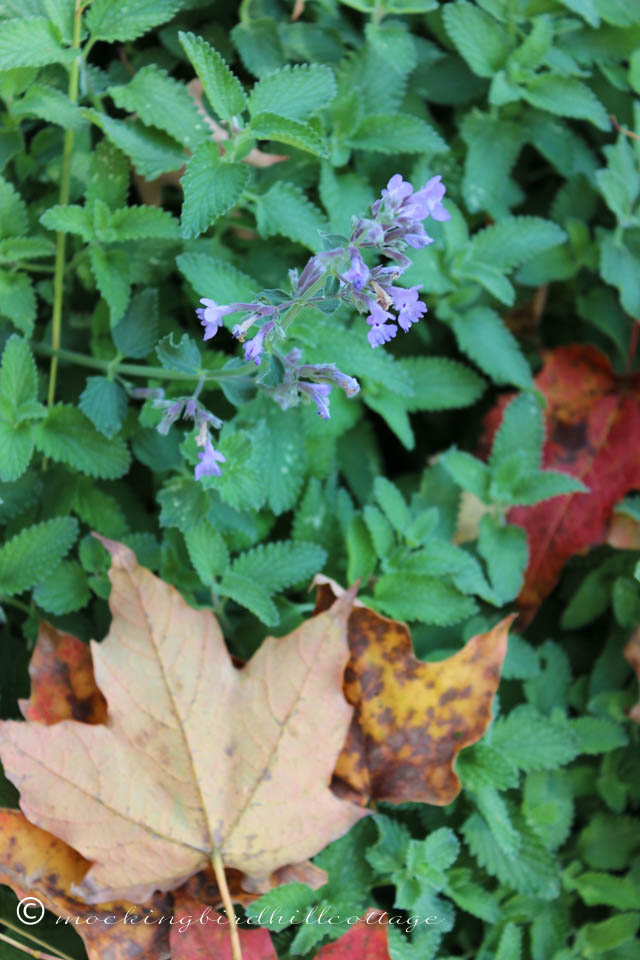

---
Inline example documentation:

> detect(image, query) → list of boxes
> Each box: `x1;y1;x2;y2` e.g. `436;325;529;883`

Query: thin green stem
0;918;76;960
46;0;84;409
33;343;254;383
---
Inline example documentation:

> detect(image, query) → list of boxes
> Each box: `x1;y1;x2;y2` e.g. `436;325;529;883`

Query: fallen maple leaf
314;910;390;959
314;578;512;805
0;538;366;908
170;893;277;959
482;345;640;621
624;626;640;723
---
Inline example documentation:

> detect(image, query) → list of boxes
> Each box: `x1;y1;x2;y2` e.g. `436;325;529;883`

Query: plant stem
0;918;76;960
33;344;253;382
46;0;84;409
211;851;243;960
0;932;61;960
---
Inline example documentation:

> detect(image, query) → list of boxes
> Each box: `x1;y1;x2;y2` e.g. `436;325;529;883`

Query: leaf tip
91;533;137;572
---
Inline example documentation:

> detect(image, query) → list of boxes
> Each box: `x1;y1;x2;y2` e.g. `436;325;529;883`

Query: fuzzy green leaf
180;143;249;239
89;246;130;324
78;377;128;439
466;216;567;272
87;0;185;43
33;560;91;614
523;75;610;131
0;270;36;337
397;356;486;410
249;112;329;157
492;705;580;771
40;204;94;242
178;31;247;123
218;571;278;626
176;252;256;303
443;1;512;77
230;540;327;594
87;111;185;179
451;307;533;388
108;65;208;148
33;405;131;479
0;17;74;69
0;516;78;596
349;113;447;154
374;572;477;625
184;521;229;585
109;206;180;241
248;64;336;121
256;182;327;251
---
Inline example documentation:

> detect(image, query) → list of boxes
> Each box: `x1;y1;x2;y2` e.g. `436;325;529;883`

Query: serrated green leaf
443;1;512;77
40;204;93;241
231;540;326;594
33;560;90;614
86;139;129;213
0;334;37;411
600;233;640;317
0;516;78;596
176;252;257;303
492;705;580;771
373;477;410;535
248;64;336;122
12;83;86;129
180;142;249;239
0;176;28;239
87;111;185;179
155;333;201;374
495;924;522;960
451;307;532;388
461;111;524;218
575;912;640;956
523;75;610;131
466;216;567;272
457;743;519;791
78;377;128;439
445;868;500;923
0;420;33;482
0;270;36;336
89;246;130;324
245;883;316;931
491;393;543;474
250;112;328;157
256;182;327;251
397;356;486;410
184;520;229;585
178;31;247;123
478;515;528;603
510;469;588;505
523;768;574;849
33;404;130;479
108;65;208;149
112;288;159;358
374;572;477;625
231;19;286;79
349;113;447;154
440;449;491;501
218;571;278;626
87;0;184;43
109;206;180;241
254;406;306;515
572;715;628;754
573;872;640;909
0;17;74;69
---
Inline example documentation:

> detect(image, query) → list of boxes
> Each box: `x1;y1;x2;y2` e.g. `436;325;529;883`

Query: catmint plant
186;174;449;480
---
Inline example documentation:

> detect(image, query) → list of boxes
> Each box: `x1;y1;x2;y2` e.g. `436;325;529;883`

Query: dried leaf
314;578;512;805
314;910;390;959
624;627;640;723
482;345;640;621
170;893;277;959
0;538;365;905
18;622;107;725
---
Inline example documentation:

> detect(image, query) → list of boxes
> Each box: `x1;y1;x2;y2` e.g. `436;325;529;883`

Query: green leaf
231;19;286;79
461;111;524;218
440;449;491;501
40;204;94;241
108;65;208;149
349;114;447;154
11;83;86;130
89;246;130;324
0;334;37;411
451;308;532;389
86;139;129;213
87;111;185;180
0;236;54;262
573;872;640;909
184;521;229;585
457;744;519;791
176;253;256;303
397;356;486;409
578;814;640;870
0;516;78;596
230;540;327;594
0;176;28;238
178;31;247;123
523;768;574;849
466;217;567;272
0;270;36;337
199;429;264;511
571;716;628;754
108;206;180;241
491;705;580;771
443;1;512;77
112;288;159;359
218;571;278;626
491;393;543;474
254;406;306;515
575;913;640;956
374;572;477;625
245;884;316;932
248;64;336;123
478;515;528;603
78;377;128;439
0;17;74;69
33;405;131;479
33;560;90;614
495;924;522;960
363;505;395;557
180;142;249;239
0;420;33;482
509;470;588;506
373;477;410;535
155;333;201;374
600;233;640;317
87;0;185;43
445;868;500;923
346;514;376;585
523;76;610;131
249;112;329;157
256;182;327;251
596;137;640;223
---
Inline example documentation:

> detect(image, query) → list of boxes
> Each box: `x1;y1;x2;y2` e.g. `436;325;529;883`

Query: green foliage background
0;0;639;958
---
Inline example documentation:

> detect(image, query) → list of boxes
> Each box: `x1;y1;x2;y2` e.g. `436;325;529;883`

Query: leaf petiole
211;850;244;960
0;917;76;960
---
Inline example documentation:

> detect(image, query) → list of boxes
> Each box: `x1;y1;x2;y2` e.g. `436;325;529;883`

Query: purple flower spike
414;175;450;222
342;245;370;291
299;381;332;419
156;400;184;435
196;298;234;340
194;435;226;481
389;285;427;332
243;320;275;366
366;301;397;349
381;174;414;212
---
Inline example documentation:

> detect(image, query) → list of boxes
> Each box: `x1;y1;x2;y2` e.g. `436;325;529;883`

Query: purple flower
295;255;326;294
380;174;414;213
354;218;384;245
196;298;235;340
297;363;360;397
194;435;226;481
389;285;427;332
156;400;183;435
342;245;370;291
414;175;450;222
299;381;331;419
401;224;434;249
366;301;397;349
243;321;275;366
